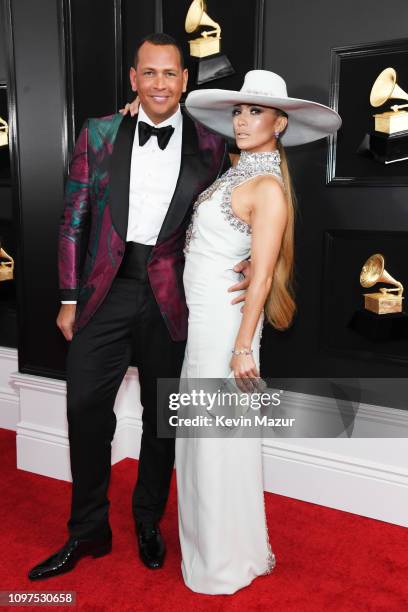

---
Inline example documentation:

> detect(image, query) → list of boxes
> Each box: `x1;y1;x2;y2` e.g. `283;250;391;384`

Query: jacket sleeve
58;120;91;301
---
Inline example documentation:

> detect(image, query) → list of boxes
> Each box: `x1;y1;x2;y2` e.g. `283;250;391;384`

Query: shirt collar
138;104;182;130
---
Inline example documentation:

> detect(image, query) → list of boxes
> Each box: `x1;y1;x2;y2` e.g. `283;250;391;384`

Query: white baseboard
260;387;408;527
262;439;408;527
10;367;143;482
1;350;407;527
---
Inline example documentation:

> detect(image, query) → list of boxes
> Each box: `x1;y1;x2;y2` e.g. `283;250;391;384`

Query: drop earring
275;131;280;139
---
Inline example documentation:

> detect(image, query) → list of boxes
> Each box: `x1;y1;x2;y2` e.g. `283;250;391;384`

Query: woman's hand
230;353;260;392
119;95;140;117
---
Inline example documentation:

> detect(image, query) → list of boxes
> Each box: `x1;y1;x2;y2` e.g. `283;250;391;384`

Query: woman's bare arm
230;176;287;388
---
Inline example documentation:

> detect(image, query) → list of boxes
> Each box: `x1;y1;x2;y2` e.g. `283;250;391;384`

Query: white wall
1;347;407;527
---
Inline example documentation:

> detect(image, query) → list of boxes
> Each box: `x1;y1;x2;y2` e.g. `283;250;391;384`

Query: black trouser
66;243;186;539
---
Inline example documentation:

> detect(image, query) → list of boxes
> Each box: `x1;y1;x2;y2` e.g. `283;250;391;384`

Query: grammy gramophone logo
360;67;408;164
371;68;408;134
349;253;407;341
0;244;14;282
360;253;403;314
185;0;234;85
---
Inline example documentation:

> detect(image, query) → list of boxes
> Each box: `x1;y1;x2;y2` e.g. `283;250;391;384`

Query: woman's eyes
232;107;262;116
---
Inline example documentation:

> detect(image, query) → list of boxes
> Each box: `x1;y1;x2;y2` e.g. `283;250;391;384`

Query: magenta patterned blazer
58;109;227;341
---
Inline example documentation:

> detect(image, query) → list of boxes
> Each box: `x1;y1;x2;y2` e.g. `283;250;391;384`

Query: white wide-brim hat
185;70;342;146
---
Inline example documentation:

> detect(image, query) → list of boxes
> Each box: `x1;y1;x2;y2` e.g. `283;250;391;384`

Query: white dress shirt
62;104;183;304
127;104;183;244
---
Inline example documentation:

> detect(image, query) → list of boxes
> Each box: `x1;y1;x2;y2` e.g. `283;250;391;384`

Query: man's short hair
134;33;185;70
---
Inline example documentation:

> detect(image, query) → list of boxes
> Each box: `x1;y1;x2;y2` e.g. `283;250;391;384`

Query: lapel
156;108;203;244
109;113;137;240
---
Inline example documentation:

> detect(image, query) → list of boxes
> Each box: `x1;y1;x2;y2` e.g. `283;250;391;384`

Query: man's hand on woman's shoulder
120;95;140;117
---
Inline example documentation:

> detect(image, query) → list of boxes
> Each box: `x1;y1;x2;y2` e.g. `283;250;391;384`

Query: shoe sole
28;541;112;581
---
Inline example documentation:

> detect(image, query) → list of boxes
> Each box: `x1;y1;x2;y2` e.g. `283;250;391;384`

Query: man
28;33;248;580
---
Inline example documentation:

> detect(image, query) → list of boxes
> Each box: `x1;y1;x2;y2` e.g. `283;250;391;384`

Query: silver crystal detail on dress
264;517;277;574
263;487;277;574
184;177;223;253
184;150;283;253
266;548;277;574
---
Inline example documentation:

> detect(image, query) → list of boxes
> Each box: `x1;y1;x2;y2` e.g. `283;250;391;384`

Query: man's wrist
60;288;79;301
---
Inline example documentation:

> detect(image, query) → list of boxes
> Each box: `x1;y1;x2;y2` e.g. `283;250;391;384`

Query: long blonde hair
264;129;297;331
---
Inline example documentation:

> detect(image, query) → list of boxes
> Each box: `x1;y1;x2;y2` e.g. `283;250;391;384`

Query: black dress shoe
28;535;112;581
136;522;165;569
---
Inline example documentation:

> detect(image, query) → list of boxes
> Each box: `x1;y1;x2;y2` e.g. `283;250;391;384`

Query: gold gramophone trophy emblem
185;0;234;85
0;245;14;282
366;68;408;164
360;253;403;314
0;116;8;148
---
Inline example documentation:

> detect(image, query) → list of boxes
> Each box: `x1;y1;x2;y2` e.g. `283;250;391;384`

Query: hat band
242;87;287;98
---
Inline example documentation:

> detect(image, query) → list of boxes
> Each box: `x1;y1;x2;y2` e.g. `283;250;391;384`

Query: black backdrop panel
68;0;120;141
0;3;7;82
0;2;17;349
0;86;10;184
69;0;158;142
121;0;156;101
321;230;408;365
12;0;68;376
8;0;408;379
0;78;16;346
330;39;408;184
260;0;408;378
161;0;263;92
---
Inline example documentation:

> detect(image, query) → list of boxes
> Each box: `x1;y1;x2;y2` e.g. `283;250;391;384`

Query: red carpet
0;428;407;611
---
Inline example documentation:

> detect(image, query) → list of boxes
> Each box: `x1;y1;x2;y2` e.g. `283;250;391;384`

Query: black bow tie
138;120;175;150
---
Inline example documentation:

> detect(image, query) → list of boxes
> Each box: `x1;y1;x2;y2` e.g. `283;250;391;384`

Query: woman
175;69;341;594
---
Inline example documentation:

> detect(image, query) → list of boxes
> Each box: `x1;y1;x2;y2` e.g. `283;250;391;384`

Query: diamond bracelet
231;348;253;356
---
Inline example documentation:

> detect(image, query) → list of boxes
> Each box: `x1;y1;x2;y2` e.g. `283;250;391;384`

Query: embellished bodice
184;150;283;256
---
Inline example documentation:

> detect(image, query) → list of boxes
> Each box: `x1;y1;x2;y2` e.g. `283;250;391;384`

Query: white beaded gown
175;150;283;594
